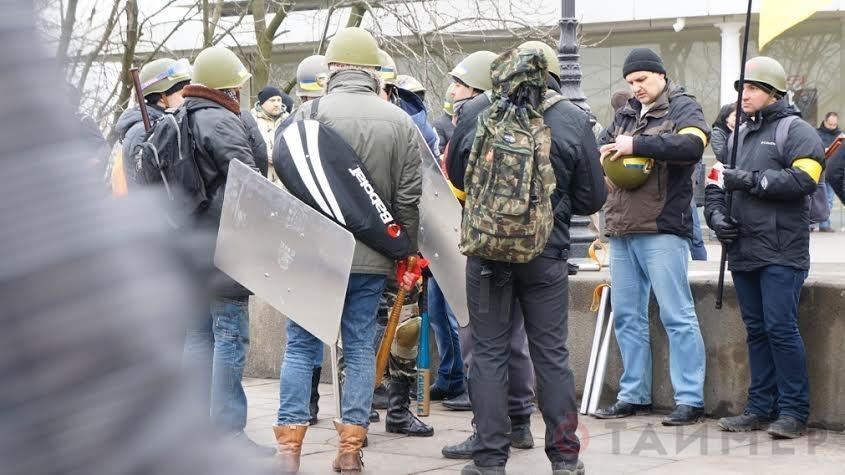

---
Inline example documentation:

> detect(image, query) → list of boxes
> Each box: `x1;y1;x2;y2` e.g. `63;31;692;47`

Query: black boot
372;382;389;410
385;376;434;437
309;367;321;425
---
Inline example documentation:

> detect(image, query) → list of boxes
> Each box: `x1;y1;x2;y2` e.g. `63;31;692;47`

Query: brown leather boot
272;424;308;474
331;419;367;474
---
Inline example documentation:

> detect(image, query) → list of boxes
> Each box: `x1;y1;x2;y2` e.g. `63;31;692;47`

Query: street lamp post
558;0;599;264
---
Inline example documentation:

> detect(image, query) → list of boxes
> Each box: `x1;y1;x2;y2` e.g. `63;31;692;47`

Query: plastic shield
416;135;470;327
215;160;355;344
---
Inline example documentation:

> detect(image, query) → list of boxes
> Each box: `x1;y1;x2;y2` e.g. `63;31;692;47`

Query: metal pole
558;0;599;262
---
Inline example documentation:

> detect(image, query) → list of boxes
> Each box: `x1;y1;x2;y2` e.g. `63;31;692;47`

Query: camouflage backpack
460;48;558;263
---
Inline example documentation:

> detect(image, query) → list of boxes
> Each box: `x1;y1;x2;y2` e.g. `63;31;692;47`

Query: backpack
133;106;208;227
729;115;829;223
273;98;412;260
459;48;558;263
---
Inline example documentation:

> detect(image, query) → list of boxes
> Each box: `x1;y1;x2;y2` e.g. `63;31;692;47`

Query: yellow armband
792;158;822;184
678;127;708;146
447;179;466;203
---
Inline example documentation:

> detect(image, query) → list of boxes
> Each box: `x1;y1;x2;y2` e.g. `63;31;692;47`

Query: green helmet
449;51;497;91
443;83;457;116
602;155;654;190
192;46;251;90
325;27;381;68
519;41;560;80
396;74;425;93
140;58;192;96
377;49;398;84
296;55;329;98
735;56;787;94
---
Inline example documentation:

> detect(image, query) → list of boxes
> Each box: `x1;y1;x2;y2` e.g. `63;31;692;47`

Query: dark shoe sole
717;420;769;432
767;427;806;439
662;415;704;426
511;439;534;450
442;449;474;460
443;402;472;411
385;424;434;437
593;408;651;420
369;412;380;423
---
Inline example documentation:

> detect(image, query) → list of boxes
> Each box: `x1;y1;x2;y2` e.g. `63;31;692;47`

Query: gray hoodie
115;106;165;184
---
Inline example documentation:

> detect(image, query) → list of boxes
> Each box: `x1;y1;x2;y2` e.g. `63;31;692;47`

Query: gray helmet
396;74;425;93
734;56;787;94
295;55;329;98
449;51;497;91
140;58;192;96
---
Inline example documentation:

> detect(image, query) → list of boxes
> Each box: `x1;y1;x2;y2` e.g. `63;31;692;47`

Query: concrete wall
245;264;845;430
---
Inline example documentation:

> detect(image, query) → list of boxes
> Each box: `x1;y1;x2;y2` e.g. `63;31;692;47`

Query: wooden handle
374;256;417;388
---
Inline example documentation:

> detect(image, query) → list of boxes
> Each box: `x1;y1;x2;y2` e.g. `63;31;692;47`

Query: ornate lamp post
558;0;599;264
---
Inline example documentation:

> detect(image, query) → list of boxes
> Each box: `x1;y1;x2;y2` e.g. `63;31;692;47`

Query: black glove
723;168;757;192
709;210;739;245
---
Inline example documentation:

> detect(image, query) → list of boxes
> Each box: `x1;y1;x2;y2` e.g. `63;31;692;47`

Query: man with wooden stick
706;56;823;439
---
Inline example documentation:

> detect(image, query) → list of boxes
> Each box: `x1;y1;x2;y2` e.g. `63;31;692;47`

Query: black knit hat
622;48;666;78
257;86;282;104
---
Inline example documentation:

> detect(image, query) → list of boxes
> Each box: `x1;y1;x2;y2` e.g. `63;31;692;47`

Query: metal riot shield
415;134;470;327
215;160;355;345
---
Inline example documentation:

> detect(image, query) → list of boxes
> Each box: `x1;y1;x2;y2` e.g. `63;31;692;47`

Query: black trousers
467;255;580;467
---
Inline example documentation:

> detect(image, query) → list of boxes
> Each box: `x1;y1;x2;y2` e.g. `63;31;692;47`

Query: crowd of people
92;25;845;475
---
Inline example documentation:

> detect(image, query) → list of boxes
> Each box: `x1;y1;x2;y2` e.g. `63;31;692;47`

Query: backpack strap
542;91;566;111
309;97;321;120
775;115;799;158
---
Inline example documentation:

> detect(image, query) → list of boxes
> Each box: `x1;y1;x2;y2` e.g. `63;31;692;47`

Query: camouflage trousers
339;278;421;386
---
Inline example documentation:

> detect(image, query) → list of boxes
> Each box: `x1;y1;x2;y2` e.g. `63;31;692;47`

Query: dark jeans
467;256;579;467
732;265;810;423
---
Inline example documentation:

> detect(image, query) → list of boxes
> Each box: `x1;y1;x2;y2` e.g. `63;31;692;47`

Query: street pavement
244;378;845;475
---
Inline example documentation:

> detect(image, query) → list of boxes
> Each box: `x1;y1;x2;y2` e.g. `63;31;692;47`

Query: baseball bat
374;256;416;388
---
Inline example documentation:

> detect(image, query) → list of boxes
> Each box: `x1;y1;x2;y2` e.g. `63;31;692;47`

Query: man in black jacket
448;44;606;475
827;145;845;204
706;56;824;439
178;46;267;454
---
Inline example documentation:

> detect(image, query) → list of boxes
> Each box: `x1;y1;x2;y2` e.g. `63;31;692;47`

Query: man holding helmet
595;48;708;426
705;57;823;439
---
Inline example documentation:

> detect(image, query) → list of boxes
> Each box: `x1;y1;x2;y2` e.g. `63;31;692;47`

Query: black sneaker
442;432;479;459
662;404;705;426
443;391;472;411
718;412;773;432
461;462;506;474
593;400;652;419
767;416;807;439
430;385;463;401
552;460;585;475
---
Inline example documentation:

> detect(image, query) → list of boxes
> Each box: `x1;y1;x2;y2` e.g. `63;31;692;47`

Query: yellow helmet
602;155;654;190
192;46;251;90
324;27;381;68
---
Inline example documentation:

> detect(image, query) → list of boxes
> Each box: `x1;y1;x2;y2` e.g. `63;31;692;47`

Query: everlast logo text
349;167;394;224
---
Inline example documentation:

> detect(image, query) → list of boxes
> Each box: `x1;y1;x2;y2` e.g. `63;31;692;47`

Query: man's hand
396;257;430;291
709;210;739;245
723;168;757;192
599;135;634;162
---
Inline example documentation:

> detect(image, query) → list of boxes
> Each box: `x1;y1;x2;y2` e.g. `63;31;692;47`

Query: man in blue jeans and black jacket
706;56;823;439
595;48;708;425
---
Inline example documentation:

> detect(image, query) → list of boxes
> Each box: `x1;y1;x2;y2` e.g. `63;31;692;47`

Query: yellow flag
759;0;833;51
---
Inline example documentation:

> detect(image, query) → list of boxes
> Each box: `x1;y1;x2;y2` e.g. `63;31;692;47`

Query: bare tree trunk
107;0;138;144
346;3;367;28
56;0;79;68
77;0;122;92
251;0;291;92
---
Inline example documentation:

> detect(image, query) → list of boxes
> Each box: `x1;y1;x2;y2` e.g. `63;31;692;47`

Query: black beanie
257;86;282;105
622;48;666;78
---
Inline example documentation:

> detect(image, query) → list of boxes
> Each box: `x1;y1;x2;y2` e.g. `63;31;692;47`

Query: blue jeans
183;296;251;434
609;234;706;407
819;182;835;229
732;265;809;423
277;273;386;427
690;203;707;261
428;277;466;394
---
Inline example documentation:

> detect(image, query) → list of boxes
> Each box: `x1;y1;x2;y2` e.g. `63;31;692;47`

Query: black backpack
133;106;208;226
273;98;412;260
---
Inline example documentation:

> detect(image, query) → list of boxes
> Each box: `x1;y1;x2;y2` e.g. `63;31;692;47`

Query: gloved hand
709;210;739;245
396;257;430;291
723;168;757;192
